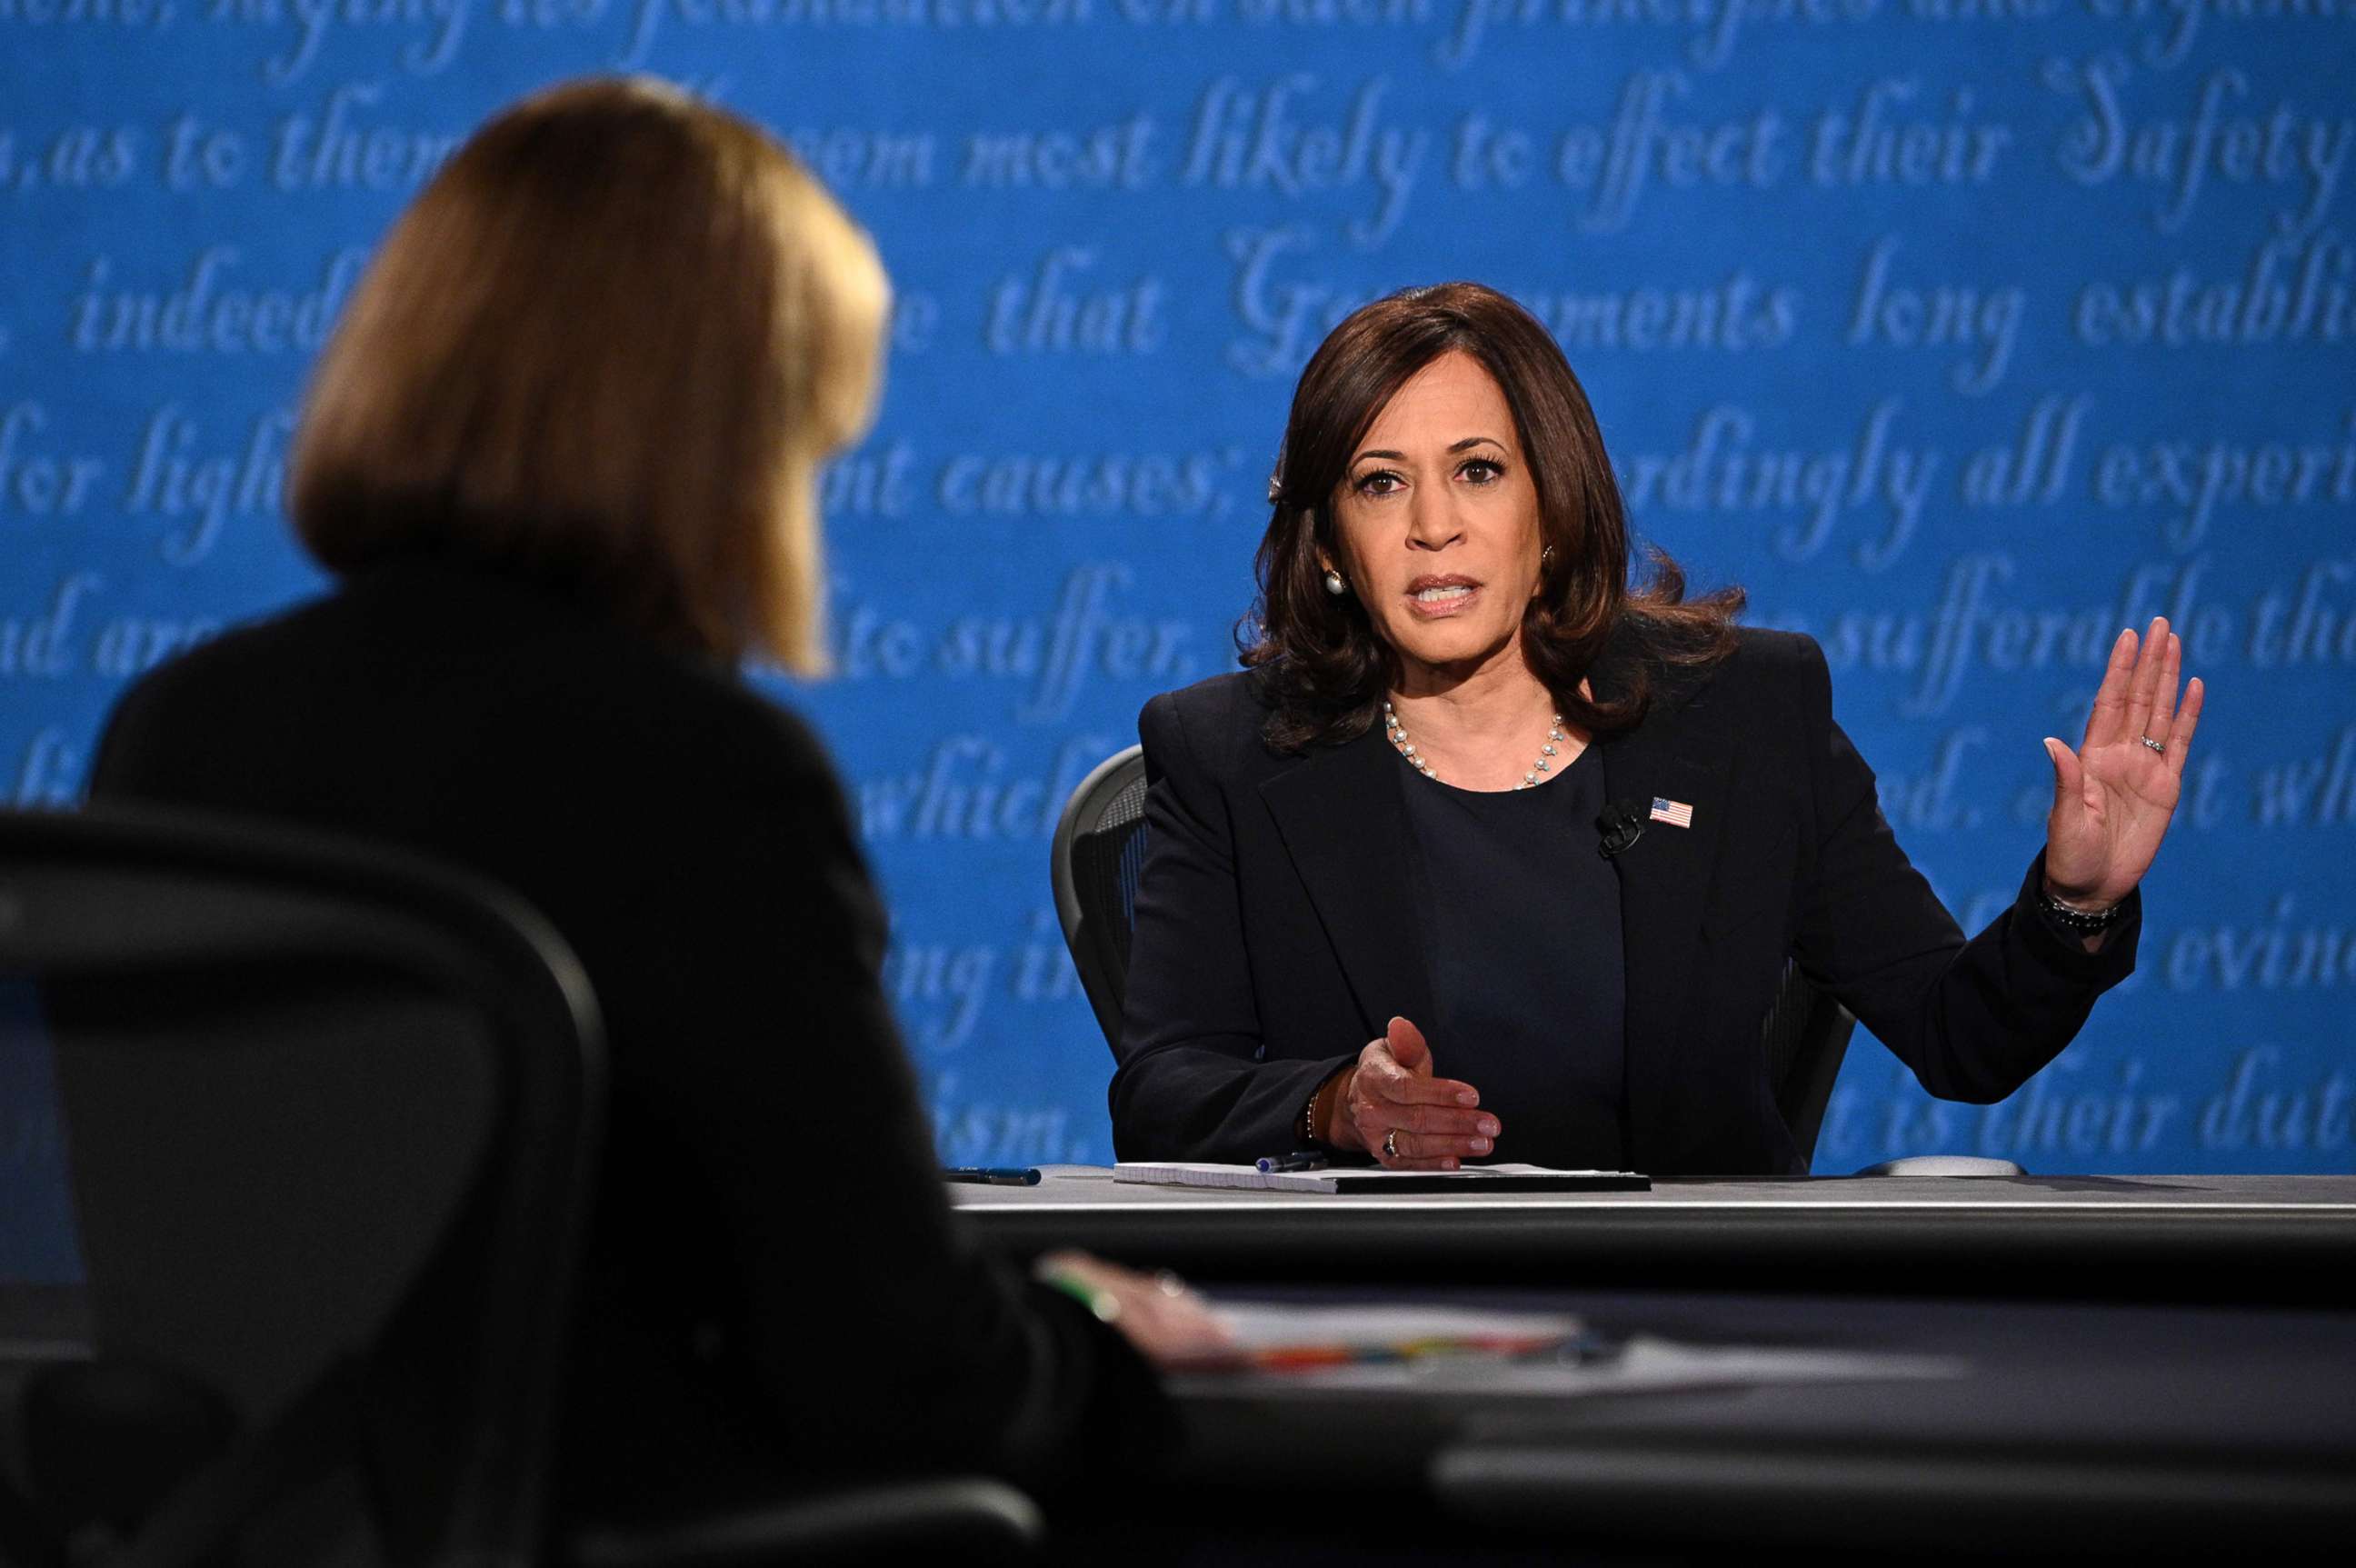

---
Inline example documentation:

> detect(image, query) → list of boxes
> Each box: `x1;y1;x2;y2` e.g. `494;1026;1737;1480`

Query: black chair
1761;956;1858;1170
0;804;604;1566
1048;745;1876;1173
1;805;1040;1567
1047;748;1153;1053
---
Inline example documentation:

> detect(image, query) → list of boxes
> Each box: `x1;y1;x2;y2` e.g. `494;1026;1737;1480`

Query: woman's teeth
1413;585;1473;603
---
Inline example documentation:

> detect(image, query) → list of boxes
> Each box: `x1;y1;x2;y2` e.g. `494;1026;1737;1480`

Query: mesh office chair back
1048;746;1861;1171
1048;746;1152;1051
1762;956;1858;1168
0;806;603;1566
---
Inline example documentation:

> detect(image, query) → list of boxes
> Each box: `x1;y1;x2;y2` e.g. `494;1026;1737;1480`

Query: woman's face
1323;351;1544;685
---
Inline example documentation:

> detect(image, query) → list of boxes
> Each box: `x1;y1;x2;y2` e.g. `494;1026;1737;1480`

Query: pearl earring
1323;568;1346;596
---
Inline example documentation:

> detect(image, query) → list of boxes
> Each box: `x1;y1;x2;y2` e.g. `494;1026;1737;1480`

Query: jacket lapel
1257;724;1434;1042
1595;679;1735;1170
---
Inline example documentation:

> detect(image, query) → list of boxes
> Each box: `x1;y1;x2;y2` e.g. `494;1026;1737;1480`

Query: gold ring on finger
2139;735;2166;754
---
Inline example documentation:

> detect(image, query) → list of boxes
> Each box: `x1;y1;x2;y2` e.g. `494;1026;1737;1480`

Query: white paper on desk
1113;1162;1635;1193
1186;1334;1968;1396
1112;1162;1272;1190
1206;1302;1587;1355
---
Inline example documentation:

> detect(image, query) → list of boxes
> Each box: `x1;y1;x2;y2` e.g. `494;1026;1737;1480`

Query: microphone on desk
1596;798;1647;859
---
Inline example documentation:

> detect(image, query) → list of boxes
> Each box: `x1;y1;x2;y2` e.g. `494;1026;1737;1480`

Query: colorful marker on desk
943;1166;1041;1185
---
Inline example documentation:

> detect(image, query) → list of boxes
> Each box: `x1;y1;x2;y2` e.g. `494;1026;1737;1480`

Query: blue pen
1256;1152;1330;1174
943;1166;1042;1185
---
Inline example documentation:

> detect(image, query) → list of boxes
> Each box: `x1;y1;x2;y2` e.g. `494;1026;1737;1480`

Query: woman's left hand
2041;614;2206;910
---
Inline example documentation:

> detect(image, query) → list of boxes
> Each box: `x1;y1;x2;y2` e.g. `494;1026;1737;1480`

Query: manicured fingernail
1457;1091;1478;1105
1478;1118;1499;1136
1470;1138;1492;1154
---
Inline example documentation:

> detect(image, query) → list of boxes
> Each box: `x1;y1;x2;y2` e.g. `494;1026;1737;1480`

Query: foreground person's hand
1033;1250;1234;1364
1329;1016;1500;1170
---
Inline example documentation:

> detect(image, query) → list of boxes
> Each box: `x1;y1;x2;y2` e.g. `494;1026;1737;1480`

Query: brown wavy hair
1239;282;1743;753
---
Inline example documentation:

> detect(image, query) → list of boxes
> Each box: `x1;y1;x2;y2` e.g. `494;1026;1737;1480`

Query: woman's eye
1460;459;1503;484
1353;470;1403;494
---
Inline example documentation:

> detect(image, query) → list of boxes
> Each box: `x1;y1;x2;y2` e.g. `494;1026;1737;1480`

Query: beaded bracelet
2036;886;2125;934
1300;1067;1353;1147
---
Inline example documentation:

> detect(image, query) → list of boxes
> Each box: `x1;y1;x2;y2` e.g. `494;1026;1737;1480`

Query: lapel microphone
1596;798;1647;859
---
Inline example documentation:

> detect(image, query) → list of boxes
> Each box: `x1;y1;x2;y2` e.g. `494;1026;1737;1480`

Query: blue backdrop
6;5;2356;1279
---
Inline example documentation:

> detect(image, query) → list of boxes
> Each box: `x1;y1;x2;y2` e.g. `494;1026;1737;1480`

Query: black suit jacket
88;555;1163;1513
1109;627;2141;1175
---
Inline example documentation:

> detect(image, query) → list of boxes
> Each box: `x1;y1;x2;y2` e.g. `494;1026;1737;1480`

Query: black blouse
1398;742;1627;1169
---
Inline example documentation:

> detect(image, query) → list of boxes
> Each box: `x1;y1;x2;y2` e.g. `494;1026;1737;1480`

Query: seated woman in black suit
88;78;1217;1514
1111;282;2205;1176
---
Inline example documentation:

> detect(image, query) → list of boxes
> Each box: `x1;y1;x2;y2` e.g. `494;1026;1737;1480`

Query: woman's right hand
1033;1251;1234;1365
1330;1016;1500;1170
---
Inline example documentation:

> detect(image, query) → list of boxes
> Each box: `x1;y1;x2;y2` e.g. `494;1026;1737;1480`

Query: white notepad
1112;1162;1649;1193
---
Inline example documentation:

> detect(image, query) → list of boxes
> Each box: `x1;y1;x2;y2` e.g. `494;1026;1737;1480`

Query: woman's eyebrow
1350;435;1508;465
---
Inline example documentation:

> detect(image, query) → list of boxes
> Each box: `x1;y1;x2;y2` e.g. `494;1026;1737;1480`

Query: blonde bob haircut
290;76;888;674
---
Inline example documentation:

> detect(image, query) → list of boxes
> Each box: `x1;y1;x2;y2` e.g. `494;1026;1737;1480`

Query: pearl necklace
1383;699;1567;790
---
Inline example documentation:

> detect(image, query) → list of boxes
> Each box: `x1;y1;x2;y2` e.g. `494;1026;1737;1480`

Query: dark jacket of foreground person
90;553;1164;1513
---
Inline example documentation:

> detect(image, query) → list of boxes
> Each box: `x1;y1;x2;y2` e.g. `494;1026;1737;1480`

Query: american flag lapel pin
1649;797;1693;829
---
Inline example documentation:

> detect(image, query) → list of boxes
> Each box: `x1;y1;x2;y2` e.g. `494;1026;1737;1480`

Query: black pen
943;1166;1042;1185
1256;1152;1330;1173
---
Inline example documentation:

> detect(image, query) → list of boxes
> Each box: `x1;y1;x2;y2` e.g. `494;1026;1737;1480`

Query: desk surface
952;1168;2356;1303
1157;1284;2356;1554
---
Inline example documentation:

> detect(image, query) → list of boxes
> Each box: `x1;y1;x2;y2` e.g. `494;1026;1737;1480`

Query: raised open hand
2042;615;2205;911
